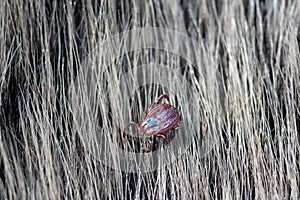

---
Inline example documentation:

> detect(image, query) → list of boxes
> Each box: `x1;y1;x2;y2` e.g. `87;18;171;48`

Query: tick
122;94;181;153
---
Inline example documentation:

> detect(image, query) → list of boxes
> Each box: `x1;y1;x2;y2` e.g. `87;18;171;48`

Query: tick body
122;94;180;153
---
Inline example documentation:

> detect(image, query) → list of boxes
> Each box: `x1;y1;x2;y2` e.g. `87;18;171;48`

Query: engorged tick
122;94;181;153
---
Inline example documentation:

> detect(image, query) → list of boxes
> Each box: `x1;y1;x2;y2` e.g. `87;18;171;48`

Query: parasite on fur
122;94;181;153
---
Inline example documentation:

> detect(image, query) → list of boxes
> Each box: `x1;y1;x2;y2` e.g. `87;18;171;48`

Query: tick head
141;117;156;128
139;117;159;136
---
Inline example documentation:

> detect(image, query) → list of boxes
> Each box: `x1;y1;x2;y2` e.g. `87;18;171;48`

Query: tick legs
155;134;169;144
156;94;170;104
122;122;139;138
142;138;153;153
143;134;174;153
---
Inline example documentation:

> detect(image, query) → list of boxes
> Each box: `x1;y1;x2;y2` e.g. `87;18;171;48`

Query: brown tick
122;94;181;153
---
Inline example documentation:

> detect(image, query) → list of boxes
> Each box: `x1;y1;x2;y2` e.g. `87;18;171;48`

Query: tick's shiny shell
140;103;180;136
